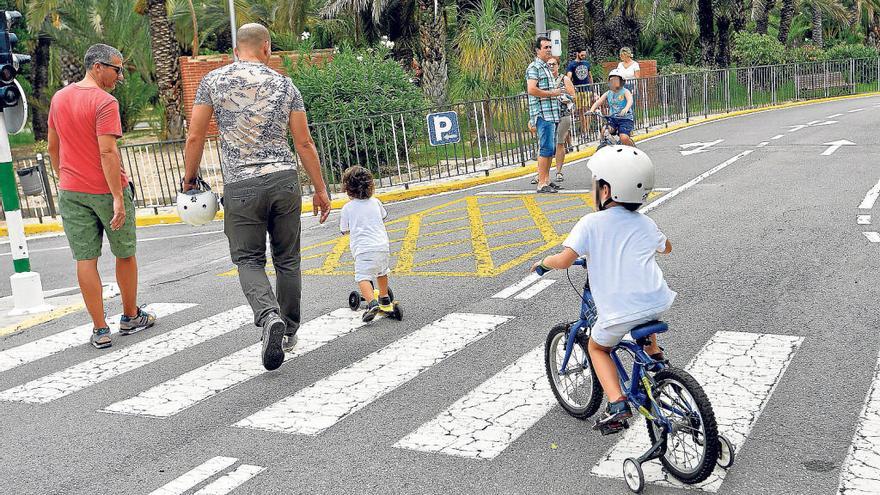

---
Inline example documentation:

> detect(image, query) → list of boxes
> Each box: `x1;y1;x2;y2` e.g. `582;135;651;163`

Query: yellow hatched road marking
316;237;349;275
421;225;471;238
411;252;474;269
423;215;469;227
521;196;559;243
489;238;542;252
466;196;493;275
395;215;422;272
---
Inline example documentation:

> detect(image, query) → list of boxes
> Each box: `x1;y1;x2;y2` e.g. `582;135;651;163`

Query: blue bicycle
538;258;734;493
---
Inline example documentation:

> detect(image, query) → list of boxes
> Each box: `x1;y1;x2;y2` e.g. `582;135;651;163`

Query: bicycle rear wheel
646;367;719;484
544;322;602;419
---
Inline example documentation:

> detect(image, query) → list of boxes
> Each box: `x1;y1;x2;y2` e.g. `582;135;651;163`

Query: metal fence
11;57;880;220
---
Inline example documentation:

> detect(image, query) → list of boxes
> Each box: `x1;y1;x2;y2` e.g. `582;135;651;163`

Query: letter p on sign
427;111;461;146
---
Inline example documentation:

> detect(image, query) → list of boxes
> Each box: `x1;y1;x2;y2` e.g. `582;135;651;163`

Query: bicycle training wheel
544;322;602;419
646;367;720;484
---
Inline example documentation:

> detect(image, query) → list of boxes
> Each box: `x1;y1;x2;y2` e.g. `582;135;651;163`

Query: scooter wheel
623;458;644;493
348;291;361;311
391;302;403;321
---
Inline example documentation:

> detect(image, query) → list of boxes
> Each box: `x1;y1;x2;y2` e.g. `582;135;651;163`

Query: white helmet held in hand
588;145;654;208
176;178;219;226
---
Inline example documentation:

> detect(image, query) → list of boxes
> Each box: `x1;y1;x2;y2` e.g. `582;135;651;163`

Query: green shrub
731;32;786;67
787;44;825;63
113;71;157;133
285;47;426;179
660;63;703;75
823;43;879;61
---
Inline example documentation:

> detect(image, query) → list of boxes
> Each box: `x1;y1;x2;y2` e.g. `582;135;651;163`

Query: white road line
476;190;592;195
858;215;872;225
492;273;541;299
836;346;880;495
148;456;238;495
234;313;512;436
756;142;769;148
0;230;226;258
101;308;367;418
0;306;252;404
641;150;754;215
828;113;844;118
395;345;553;459
770;134;784;140
514;279;556;300
859;179;880;209
193;464;266;495
864;232;880;243
592;331;803;492
848;108;865;113
0;303;195;374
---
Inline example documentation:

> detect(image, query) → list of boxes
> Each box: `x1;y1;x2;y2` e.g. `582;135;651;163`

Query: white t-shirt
340;198;390;257
563;206;676;329
616;61;641;80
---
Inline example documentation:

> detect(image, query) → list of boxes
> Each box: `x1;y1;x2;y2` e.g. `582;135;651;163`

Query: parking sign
427;111;461;146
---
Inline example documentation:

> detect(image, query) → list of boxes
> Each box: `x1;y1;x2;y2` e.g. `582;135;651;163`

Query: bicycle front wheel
544;322;602;419
646;367;720;484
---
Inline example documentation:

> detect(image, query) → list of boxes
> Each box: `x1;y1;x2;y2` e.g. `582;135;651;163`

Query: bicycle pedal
593;419;629;436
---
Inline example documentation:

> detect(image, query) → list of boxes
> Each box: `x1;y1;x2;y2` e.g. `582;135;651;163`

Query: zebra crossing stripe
0;303;195;374
234;313;512;436
492;273;541;298
0;306;253;404
591;331;802;492
101;308;368;418
148;456;238;495
513;279;555;300
394;345;553;459
836;348;880;495
193;464;266;495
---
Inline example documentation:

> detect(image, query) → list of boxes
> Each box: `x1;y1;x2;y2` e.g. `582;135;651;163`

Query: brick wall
600;59;657;78
179;49;334;136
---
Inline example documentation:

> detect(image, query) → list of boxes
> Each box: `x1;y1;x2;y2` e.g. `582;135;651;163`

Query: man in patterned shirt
526;36;565;193
183;23;331;371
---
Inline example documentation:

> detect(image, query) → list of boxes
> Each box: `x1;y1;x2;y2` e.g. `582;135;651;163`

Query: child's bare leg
588;339;625;402
620;133;634;147
376;275;389;298
358;280;375;301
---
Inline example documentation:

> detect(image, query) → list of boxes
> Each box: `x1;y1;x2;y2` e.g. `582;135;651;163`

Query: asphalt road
1;95;879;495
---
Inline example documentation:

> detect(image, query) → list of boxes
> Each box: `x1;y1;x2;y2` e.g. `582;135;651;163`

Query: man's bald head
236;23;270;56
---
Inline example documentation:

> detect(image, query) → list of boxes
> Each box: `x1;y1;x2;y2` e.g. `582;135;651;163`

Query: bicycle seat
630;321;668;340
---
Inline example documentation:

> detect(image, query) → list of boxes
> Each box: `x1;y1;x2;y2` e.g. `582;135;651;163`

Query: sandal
556;172;564;182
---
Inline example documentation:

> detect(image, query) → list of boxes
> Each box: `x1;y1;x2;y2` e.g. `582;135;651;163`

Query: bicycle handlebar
535;257;586;276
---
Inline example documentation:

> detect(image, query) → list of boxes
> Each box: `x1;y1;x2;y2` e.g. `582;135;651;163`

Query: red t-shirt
48;84;127;194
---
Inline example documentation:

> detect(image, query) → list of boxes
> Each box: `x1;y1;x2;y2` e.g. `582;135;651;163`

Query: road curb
0;302;85;337
5;90;878;237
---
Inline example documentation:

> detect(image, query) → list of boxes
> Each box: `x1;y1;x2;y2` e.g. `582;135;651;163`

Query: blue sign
427;111;461;146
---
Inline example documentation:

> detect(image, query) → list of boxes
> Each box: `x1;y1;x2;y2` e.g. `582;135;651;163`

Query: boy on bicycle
531;146;675;433
589;69;635;147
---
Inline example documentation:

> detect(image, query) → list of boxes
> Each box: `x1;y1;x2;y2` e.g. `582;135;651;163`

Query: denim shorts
536;117;557;158
608;116;634;136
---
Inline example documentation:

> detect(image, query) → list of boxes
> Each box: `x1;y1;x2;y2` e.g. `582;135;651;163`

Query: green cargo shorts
59;188;136;261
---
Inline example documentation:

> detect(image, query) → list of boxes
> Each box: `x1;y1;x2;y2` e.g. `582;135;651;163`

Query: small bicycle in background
593;112;624;150
537;258;734;493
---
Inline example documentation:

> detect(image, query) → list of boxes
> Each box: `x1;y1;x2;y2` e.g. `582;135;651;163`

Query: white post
228;0;238;59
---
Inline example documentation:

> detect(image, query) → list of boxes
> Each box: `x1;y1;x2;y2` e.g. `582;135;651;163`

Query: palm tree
566;0;586;56
778;0;796;44
697;0;714;65
141;0;185;139
811;1;824;46
585;0;610;59
418;0;448;106
756;0;776;34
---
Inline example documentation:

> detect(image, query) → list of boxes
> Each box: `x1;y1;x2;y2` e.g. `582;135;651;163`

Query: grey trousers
223;170;302;335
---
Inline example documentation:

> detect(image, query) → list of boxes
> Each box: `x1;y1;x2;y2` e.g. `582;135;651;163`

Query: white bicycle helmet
608;68;625;83
176;178;220;226
588;145;654;208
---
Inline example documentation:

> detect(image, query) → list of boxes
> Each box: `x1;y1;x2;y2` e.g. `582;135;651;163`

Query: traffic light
0;10;29;110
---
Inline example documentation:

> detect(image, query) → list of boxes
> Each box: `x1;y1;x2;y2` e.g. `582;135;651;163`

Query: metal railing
10;57;880;219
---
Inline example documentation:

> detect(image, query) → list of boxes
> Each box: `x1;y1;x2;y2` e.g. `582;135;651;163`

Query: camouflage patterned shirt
194;61;306;184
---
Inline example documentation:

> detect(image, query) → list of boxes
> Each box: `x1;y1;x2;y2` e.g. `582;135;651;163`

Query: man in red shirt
47;44;156;349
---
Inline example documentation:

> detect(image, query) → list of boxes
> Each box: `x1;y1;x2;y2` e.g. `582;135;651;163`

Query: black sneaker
282;333;298;353
261;313;286;371
549;181;562;190
537;185;558;194
362;300;380;322
593;400;632;435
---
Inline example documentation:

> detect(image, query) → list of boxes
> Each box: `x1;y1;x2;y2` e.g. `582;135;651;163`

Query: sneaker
119;307;156;336
362;300;380;322
261;313;286;371
549;181;562;189
282;333;299;353
378;295;393;313
593;399;632;435
90;327;112;349
537;185;558;194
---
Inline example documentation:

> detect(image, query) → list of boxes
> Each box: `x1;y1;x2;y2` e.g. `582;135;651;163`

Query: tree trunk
811;3;824;48
715;15;731;67
870;11;880;48
585;0;610;59
619;0;641;51
567;0;586;56
698;0;715;66
756;0;775;34
187;0;199;56
732;0;748;32
418;0;448;107
60;50;83;86
30;34;51;141
778;0;795;45
146;0;186;139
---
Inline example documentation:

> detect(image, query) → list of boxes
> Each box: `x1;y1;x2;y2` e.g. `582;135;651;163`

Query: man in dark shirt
566;49;594;138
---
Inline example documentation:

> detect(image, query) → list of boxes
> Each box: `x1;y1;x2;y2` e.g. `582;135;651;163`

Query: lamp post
228;0;237;60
